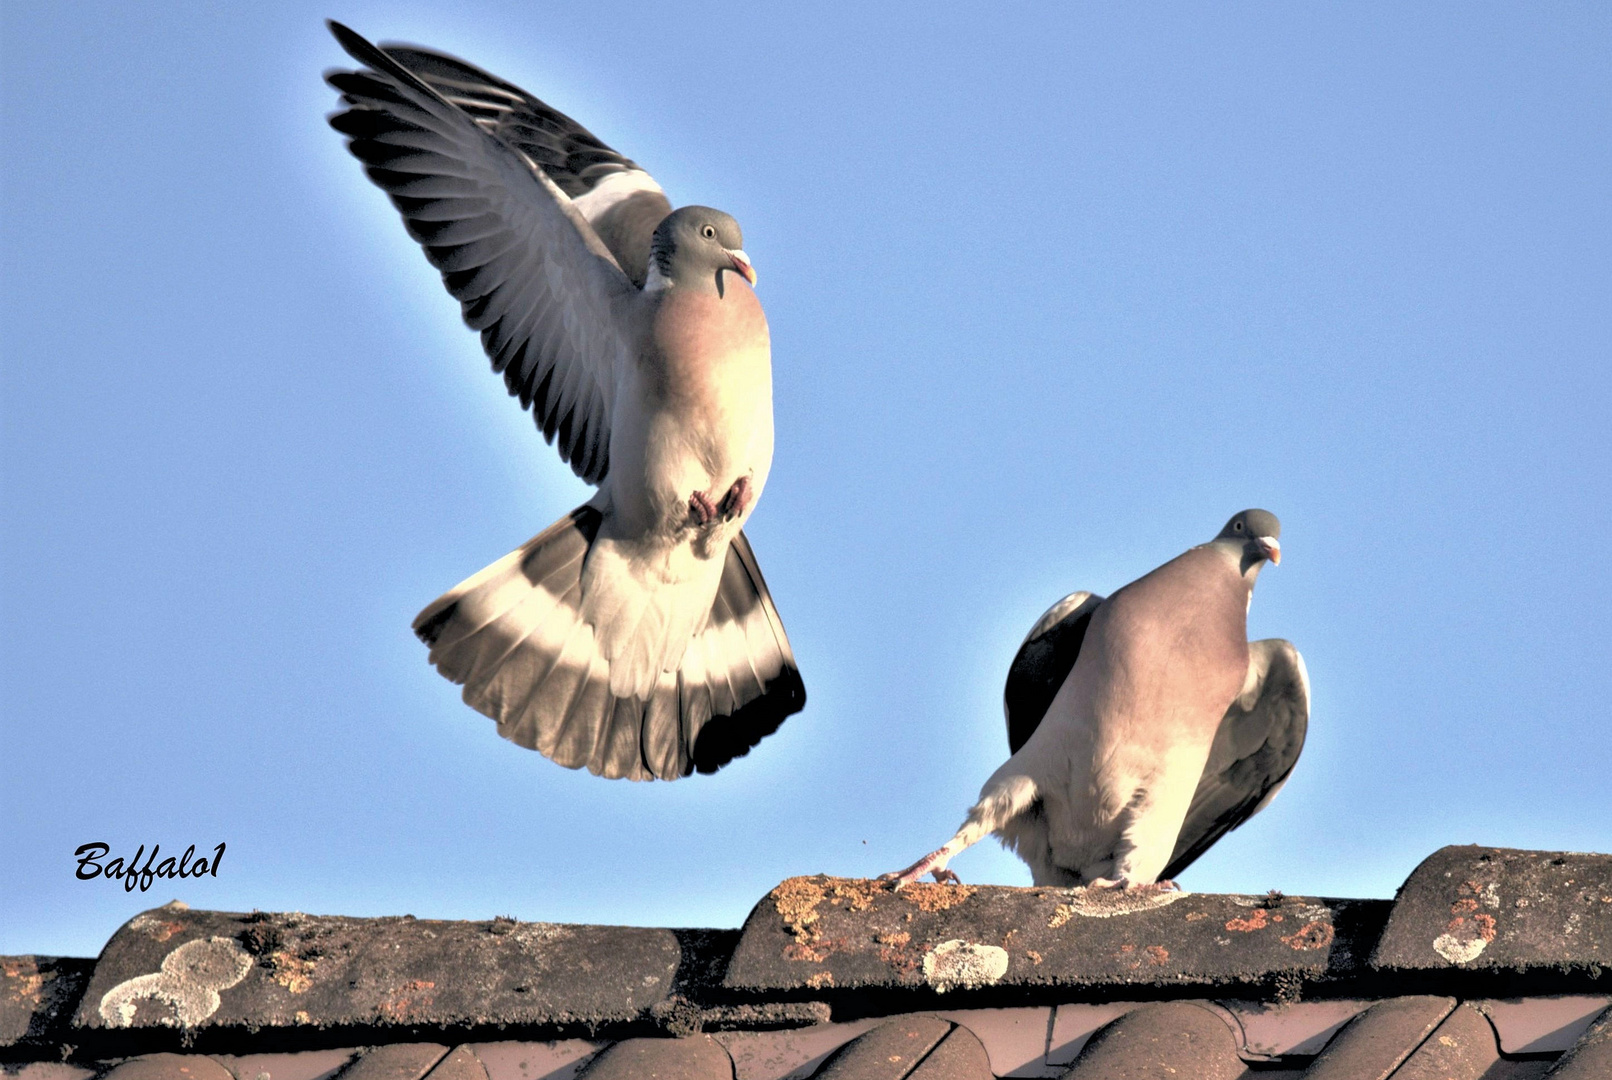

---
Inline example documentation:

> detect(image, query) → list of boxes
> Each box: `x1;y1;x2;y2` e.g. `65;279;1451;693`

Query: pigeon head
1214;509;1282;571
647;206;754;295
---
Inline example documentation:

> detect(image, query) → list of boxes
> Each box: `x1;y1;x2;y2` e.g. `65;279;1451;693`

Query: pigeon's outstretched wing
375;42;673;287
1161;638;1310;880
326;21;634;483
1002;591;1104;754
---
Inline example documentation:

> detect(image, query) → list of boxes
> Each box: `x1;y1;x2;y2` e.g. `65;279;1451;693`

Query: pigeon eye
700;224;717;239
1234;522;1244;532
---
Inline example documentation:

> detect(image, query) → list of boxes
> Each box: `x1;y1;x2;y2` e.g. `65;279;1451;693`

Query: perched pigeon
885;510;1307;888
325;23;804;781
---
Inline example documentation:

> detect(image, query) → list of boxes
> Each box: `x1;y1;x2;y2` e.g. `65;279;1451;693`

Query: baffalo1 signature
75;842;225;892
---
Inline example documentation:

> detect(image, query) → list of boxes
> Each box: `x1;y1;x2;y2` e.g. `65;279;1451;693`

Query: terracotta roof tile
1546;1005;1612;1078
1389;1002;1501;1080
419;1046;490;1080
1057;1002;1244;1079
99;1054;235;1080
813;1015;952;1079
906;1025;991;1080
1299;996;1456;1080
571;1033;732;1079
331;1044;449;1080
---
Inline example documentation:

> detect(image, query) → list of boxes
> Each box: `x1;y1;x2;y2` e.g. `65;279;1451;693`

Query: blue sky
3;2;1609;958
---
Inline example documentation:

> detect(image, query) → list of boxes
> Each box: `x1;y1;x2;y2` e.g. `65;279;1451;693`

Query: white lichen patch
99;936;251;1028
921;940;1009;993
1433;933;1489;965
1049;886;1189;924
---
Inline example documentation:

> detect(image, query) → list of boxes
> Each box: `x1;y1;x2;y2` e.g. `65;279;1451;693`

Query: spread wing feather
325;21;634;484
376;41;673;286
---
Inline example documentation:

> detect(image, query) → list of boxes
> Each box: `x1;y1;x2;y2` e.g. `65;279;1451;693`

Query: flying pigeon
324;22;804;781
884;510;1308;888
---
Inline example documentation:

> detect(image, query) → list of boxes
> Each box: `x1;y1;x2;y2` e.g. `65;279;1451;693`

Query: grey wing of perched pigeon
374;42;672;287
1003;591;1104;754
1160;638;1309;881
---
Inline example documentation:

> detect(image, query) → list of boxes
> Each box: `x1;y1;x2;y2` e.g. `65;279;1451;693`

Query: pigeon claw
718;475;752;521
688;490;719;526
880;850;956;890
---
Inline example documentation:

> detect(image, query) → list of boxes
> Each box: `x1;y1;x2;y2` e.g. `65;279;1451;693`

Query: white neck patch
571;169;664;218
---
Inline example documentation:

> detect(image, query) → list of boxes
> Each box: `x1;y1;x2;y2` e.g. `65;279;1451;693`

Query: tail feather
413;504;805;780
546;647;610;770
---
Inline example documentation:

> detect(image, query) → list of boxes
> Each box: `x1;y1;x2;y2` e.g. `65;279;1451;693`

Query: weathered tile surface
71;905;680;1037
1;956;93;1048
725;876;1366;999
1373;846;1612;978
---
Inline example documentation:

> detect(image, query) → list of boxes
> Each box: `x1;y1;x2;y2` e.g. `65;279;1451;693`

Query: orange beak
1255;536;1282;565
726;249;757;286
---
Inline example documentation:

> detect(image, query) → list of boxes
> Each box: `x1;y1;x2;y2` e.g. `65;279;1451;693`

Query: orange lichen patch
898;882;977;913
1115;944;1148;971
268;950;317;994
805;971;835;989
377;979;436;1022
3;959;45;1005
783;941;828;963
1025;950;1043;965
771;878;828;935
1452;898;1479;914
1280;921;1335;951
874;930;917;972
1225;909;1270;932
772;878;832;962
827;878;885;912
1144;945;1170;966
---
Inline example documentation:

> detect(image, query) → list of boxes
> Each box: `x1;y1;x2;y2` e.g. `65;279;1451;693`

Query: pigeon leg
880;773;1039;890
687;490;719;526
880;845;964;889
718;475;753;521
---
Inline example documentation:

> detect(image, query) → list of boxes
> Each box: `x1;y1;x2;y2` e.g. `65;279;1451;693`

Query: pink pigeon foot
688;490;719;526
879;850;960;890
718;475;752;521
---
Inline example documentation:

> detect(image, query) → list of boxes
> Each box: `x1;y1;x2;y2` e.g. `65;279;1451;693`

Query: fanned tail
413;506;804;779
